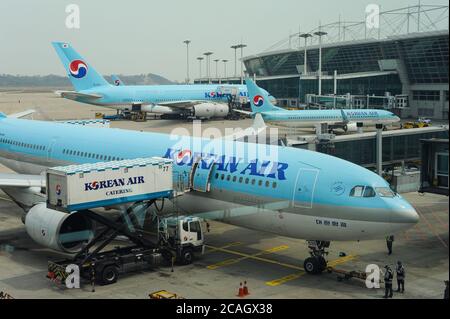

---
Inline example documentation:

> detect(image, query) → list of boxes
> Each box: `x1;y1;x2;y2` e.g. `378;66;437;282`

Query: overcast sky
0;0;447;81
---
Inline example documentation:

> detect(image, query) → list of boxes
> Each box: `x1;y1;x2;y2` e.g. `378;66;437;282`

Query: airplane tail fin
245;78;283;113
111;75;125;86
52;42;110;91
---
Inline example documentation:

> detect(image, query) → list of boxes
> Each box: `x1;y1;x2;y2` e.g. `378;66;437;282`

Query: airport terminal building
242;5;449;120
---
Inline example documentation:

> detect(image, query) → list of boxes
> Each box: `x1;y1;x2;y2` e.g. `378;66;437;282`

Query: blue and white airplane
52;42;273;119
0;108;418;273
241;79;400;132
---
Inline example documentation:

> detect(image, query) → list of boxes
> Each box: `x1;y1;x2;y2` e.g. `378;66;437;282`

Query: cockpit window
375;187;395;197
350;186;364;197
350;186;376;197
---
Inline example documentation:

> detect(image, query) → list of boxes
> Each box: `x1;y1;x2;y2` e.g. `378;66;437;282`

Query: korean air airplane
241;79;400;132
52;42;273;119
0;110;418;274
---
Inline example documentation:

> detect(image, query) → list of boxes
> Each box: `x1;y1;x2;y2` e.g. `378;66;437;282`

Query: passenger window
251;179;255;185
272;182;277;188
239;177;243;183
226;175;231;181
215;173;219;179
232;176;237;182
245;178;249;184
220;174;224;180
265;181;270;187
258;180;263;186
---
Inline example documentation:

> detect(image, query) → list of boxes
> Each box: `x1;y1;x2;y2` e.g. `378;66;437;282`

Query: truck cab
160;216;205;265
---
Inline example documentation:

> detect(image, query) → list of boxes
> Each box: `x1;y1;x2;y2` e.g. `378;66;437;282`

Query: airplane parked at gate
0;109;418;273
240;79;400;132
52;42;274;119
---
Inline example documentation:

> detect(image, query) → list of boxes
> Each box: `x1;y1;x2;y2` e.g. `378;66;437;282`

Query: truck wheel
179;248;194;265
100;265;119;285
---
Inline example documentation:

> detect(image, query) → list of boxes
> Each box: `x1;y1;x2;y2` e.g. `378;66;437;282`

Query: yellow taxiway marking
266;272;305;286
205;242;242;254
265;255;358;287
206;245;290;270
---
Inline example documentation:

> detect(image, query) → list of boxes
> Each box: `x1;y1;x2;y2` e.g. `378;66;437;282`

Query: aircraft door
293;168;319;208
191;157;216;192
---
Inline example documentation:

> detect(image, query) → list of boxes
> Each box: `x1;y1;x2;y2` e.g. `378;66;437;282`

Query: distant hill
0;73;174;89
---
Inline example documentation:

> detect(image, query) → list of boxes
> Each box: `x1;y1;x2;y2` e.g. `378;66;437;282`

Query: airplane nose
392;201;419;224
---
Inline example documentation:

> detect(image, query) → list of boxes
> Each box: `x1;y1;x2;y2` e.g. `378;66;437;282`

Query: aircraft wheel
304;257;325;274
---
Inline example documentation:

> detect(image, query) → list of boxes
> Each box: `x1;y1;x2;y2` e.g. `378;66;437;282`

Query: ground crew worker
396;261;405;293
386;235;394;255
384;265;394;298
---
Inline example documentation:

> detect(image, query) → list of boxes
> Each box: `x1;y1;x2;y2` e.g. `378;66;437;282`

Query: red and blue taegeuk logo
55;184;62;196
253;95;264;107
69;60;88;78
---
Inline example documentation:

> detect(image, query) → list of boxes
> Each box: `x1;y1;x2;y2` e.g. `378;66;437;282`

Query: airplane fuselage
259;109;400;128
0;117;418;241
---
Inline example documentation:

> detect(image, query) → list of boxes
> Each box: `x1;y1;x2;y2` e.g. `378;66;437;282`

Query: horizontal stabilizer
59;91;102;100
9;109;36;119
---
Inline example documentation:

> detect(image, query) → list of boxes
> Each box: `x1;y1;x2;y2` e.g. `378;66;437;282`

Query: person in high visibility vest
396;261;405;293
384;265;394;298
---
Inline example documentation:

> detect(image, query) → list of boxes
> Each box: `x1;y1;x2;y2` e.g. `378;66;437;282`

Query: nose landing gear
303;240;330;274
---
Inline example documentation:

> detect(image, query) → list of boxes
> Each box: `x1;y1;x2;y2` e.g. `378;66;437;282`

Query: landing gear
303;240;330;274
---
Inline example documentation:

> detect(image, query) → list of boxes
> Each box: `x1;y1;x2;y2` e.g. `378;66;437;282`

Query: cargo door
293;168;319;208
190;157;216;192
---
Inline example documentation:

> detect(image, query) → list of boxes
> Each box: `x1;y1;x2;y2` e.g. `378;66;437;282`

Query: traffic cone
243;281;250;296
237;282;245;297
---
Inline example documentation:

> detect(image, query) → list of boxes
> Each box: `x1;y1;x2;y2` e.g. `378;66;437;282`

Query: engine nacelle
343;122;358;132
193;103;229;119
25;203;94;253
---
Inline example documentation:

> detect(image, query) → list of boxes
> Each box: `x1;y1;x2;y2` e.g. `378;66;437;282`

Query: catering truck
45;158;205;286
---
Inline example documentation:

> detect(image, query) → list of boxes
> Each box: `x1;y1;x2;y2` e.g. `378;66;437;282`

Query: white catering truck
44;158;205;286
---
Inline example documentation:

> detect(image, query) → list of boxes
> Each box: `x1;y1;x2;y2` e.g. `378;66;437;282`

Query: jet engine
342;122;358;132
192;103;229;119
25;203;94;253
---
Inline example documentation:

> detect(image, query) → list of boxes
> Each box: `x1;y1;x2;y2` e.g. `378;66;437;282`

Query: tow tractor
45;157;205;286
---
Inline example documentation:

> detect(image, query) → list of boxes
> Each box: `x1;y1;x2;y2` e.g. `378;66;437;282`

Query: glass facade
244;33;449;99
257;74;402;102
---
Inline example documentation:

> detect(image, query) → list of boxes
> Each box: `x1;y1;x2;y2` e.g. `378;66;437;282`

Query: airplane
0;109;418;274
111;75;125;86
240;79;400;132
52;42;274;120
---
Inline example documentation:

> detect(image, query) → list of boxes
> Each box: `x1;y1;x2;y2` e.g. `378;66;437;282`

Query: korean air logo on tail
69;60;88;78
253;95;264;107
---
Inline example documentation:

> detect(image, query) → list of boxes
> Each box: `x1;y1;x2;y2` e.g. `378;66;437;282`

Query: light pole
222;59;228;82
197;57;204;82
314;30;327;95
299;33;312;75
183;40;191;84
232;43;247;84
213;59;220;80
203;52;213;84
230;45;239;79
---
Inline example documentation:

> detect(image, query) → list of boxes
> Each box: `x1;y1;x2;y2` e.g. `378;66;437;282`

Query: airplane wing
0;173;45;188
157;100;202;108
58;91;103;100
8;109;36;119
233;109;252;116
